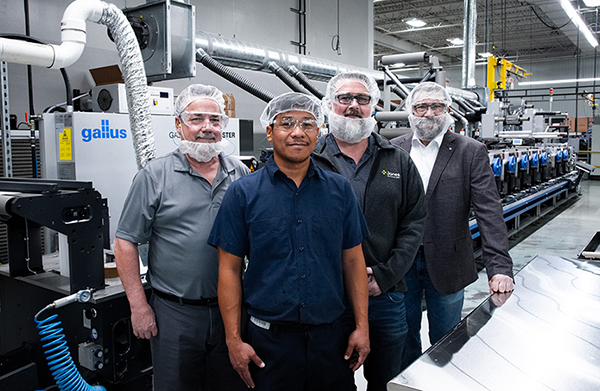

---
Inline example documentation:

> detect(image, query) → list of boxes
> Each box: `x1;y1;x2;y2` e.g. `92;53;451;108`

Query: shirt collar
264;156;320;183
324;133;376;156
173;148;230;174
411;128;447;149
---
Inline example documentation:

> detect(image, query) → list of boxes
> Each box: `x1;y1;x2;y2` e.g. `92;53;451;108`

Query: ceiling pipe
194;30;479;104
461;0;477;89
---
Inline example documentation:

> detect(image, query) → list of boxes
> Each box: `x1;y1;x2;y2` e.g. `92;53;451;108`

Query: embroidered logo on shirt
381;169;401;179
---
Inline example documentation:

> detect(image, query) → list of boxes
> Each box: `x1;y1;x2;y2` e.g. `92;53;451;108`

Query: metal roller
380;52;429;66
374;111;410;122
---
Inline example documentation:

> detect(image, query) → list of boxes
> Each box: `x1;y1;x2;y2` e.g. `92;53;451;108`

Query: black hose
60;68;73;107
24;0;34;116
287;66;325;99
196;48;274;103
390;86;407;111
267;62;311;95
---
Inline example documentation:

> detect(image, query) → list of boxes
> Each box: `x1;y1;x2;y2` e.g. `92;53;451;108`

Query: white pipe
0;39;54;67
0;0;104;69
52;0;105;68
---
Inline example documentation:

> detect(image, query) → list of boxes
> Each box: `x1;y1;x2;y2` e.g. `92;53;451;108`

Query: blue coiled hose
34;307;106;391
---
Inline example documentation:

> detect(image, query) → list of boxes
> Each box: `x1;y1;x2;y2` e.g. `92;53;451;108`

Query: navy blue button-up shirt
208;157;369;325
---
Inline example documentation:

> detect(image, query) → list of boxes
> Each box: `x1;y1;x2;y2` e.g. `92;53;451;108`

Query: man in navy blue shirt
208;92;370;390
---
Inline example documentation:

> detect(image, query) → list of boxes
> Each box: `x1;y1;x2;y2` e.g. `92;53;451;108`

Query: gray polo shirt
324;133;376;210
116;149;250;299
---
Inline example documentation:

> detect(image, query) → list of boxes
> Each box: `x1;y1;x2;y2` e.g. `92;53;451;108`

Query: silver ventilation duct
195;31;480;104
461;0;477;89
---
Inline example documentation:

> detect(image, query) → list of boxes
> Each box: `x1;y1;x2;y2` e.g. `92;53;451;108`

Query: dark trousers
402;252;464;371
247;317;355;391
341;293;408;391
150;294;248;391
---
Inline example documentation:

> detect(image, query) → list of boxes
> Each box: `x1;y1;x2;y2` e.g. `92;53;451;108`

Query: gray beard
408;114;448;141
328;112;376;143
179;139;226;162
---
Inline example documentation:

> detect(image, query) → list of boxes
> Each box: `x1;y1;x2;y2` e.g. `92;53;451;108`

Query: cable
331;0;341;54
530;5;572;30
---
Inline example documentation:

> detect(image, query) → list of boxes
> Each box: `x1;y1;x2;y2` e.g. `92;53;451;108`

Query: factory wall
1;0;373;157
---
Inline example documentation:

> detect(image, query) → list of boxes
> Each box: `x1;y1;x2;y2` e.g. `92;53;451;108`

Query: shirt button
299;247;304;251
297;219;302;223
301;274;306;279
301;303;306;308
296;192;300;196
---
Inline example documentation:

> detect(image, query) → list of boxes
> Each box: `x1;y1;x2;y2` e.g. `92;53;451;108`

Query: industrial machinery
0;179;153;390
0;0;594;389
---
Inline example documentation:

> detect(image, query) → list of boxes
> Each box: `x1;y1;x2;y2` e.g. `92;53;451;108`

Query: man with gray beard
391;82;514;371
114;84;249;391
313;72;427;391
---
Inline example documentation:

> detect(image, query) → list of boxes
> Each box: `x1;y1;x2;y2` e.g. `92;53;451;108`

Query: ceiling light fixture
405;18;426;28
519;77;600;86
582;0;600;6
478;52;494;57
447;38;464;45
560;0;598;47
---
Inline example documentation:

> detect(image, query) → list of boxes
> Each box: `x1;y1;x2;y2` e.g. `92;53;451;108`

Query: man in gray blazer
390;82;514;370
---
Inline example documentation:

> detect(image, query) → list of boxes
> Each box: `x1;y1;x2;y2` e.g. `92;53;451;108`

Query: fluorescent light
478;52;494;57
583;0;600;6
405;18;426;28
446;38;464;45
519;77;600;86
560;0;598;47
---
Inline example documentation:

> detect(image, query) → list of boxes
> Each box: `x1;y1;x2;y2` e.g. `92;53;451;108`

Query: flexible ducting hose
267;62;310;95
287;66;325;99
196;48;275;103
97;2;154;170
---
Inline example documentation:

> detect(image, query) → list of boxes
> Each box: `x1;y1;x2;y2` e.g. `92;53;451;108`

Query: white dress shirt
409;129;447;193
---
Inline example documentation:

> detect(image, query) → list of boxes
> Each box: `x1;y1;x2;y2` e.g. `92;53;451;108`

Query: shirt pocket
311;214;343;259
249;216;292;261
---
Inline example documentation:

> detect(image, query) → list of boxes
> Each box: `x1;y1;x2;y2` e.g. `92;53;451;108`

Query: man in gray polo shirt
114;84;249;391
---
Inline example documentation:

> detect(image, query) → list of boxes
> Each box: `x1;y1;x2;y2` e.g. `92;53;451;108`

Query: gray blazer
391;131;513;295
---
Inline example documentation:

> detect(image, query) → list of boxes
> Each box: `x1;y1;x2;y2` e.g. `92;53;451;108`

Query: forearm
217;248;244;344
342;245;369;330
114;237;147;310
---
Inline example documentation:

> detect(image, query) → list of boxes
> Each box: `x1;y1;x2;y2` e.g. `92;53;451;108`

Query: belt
153;289;218;306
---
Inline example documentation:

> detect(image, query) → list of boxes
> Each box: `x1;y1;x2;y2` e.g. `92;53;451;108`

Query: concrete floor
355;179;600;391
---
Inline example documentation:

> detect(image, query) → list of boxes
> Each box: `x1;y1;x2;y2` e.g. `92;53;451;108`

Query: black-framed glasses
335;93;372;106
273;117;319;133
413;103;447;116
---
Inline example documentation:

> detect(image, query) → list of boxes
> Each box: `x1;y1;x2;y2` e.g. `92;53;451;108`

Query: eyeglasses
180;111;229;129
412;103;447;116
335;93;372;106
273;117;319;133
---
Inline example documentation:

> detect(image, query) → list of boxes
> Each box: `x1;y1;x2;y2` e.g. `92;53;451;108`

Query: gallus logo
82;119;127;142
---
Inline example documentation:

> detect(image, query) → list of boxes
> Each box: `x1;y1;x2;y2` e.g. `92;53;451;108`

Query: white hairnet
405;82;452;111
260;92;324;129
174;84;225;116
322;72;381;112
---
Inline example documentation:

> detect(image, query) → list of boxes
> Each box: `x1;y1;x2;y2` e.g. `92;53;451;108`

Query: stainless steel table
388;255;600;391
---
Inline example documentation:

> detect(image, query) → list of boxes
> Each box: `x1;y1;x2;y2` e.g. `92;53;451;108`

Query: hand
366;267;382;296
490;291;512;307
227;340;265;389
344;327;370;372
130;303;158;339
488;274;514;294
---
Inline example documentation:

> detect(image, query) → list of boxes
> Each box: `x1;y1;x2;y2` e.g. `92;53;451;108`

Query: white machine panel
91;84;174;115
40;112;243;242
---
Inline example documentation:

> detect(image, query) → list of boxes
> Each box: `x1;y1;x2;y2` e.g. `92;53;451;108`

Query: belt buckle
250;316;271;330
